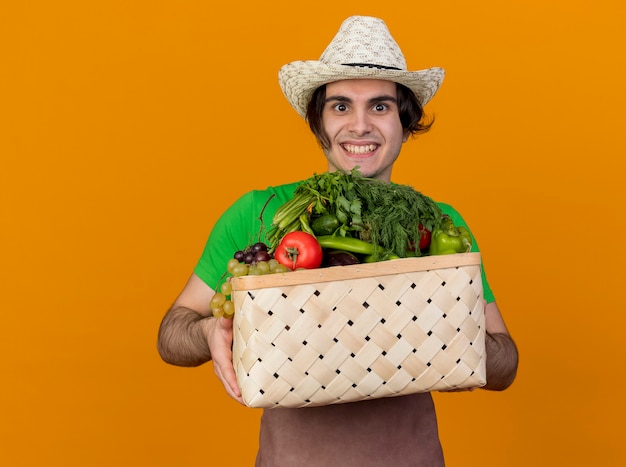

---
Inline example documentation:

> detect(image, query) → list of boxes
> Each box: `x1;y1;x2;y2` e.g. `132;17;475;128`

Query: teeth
343;144;377;154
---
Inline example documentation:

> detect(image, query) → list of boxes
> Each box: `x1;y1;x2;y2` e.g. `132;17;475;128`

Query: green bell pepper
428;215;472;255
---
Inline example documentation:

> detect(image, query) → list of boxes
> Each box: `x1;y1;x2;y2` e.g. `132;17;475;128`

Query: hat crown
319;16;407;71
278;16;444;119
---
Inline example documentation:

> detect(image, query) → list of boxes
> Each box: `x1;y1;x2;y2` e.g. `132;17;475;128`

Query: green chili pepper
428;215;472;255
316;235;380;256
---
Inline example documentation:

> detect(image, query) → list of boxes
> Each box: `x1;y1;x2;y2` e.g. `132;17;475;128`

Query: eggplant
325;249;360;267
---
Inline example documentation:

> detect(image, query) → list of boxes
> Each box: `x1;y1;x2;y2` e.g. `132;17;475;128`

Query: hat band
342;63;402;70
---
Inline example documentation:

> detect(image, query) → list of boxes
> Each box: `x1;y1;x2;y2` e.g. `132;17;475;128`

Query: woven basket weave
231;252;485;409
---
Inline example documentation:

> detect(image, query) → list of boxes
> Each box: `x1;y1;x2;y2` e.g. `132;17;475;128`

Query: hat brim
279;61;445;119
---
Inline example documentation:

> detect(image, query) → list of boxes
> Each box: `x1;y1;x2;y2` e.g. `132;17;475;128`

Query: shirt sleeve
193;191;260;290
193;183;300;290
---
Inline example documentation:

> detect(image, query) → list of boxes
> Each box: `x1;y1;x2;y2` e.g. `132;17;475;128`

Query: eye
333;103;348;112
373;103;388;112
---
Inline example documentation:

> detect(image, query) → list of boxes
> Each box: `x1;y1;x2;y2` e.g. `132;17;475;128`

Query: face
321;79;408;182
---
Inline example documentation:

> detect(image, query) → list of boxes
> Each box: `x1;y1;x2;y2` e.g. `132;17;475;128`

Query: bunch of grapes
235;242;271;264
210;281;235;319
229;241;290;277
210;241;290;318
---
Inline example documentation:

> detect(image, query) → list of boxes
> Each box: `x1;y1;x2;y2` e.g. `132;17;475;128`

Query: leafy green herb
267;170;364;249
266;169;443;258
355;180;442;257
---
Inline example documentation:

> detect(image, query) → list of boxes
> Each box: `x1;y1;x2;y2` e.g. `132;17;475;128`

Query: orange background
1;1;624;466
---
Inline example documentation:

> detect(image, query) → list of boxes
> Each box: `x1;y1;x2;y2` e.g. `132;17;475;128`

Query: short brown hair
305;82;434;150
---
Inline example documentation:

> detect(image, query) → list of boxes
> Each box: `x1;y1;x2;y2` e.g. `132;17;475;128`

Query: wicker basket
231;252;485;409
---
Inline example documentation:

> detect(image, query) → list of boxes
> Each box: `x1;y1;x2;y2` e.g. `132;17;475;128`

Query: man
158;16;518;466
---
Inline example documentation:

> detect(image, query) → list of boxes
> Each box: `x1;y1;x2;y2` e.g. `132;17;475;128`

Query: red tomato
408;224;432;252
274;232;323;270
418;224;432;251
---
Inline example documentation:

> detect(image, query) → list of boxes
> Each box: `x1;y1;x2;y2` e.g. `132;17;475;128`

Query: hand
205;316;244;404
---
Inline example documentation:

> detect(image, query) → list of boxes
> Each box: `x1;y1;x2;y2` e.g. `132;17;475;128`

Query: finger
211;318;243;401
218;315;234;332
217;358;241;397
214;360;244;404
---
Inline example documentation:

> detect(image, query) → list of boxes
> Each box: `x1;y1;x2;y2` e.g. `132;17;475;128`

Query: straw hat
278;16;445;119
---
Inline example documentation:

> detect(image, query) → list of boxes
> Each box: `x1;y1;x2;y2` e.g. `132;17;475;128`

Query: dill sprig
354;179;443;257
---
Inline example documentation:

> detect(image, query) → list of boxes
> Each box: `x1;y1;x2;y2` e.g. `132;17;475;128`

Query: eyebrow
324;94;398;106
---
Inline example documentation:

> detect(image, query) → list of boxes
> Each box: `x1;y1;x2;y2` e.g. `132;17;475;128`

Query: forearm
483;331;518;391
157;306;213;367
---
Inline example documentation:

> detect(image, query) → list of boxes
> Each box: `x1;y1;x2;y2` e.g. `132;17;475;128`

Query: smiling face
320;79;408;182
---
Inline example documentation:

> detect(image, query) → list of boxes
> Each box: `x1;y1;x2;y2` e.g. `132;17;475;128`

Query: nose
347;108;372;136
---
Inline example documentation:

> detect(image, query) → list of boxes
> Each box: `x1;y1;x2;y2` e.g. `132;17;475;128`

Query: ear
402;130;410;143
